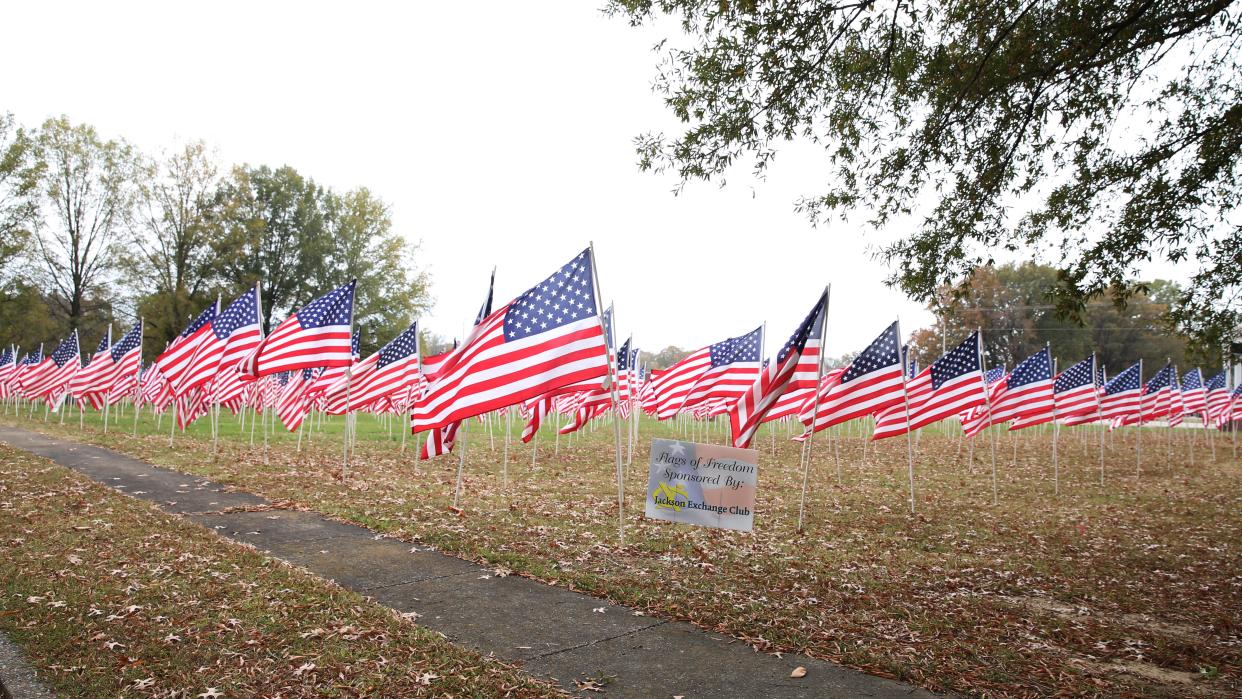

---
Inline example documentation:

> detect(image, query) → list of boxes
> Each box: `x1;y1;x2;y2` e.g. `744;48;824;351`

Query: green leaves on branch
610;0;1242;349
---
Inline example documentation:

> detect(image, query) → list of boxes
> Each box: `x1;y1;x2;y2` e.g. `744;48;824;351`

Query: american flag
88;320;143;404
341;322;420;412
0;346;17;399
412;249;610;432
1013;354;1099;429
873;330;986;440
616;337;632;402
798;321;905;436
24;331;81;405
304;329;361;401
277;367;316;431
521;395;553;443
653;327;761;419
420;420;460;459
1181;368;1207;414
983;347;1055;431
141;362;172;411
1204;370;1229;424
10;347;42;395
1167;368;1186;426
787;299;826;391
729;291;827;448
243;280;356;378
69;330;111;406
679;326;763;410
1139;362;1175;421
181;286;262;394
476;268;495;325
960;365;1008;437
1229;381;1242;423
1098;362;1143;420
156;302;218;393
763;385;817;424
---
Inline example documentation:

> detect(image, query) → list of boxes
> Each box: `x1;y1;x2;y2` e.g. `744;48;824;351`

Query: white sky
7;1;1187;359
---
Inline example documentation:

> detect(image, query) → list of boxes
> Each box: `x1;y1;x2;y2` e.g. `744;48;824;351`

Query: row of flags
3;247;1242;457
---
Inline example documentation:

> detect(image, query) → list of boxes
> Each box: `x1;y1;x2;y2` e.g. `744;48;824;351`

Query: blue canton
710;326;763;367
296;280;355;329
842;322;900;383
378;323;419;369
214;287;260;340
503;249;597;341
1008;348;1052;388
776;293;826;364
1104;363;1141;395
110;322;143;363
1055;356;1095;393
930;331;981;390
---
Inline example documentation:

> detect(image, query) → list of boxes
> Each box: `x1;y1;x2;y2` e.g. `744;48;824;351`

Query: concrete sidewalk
0;426;934;698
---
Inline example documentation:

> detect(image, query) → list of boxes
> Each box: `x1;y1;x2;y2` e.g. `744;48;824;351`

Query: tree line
0;113;430;360
906;263;1210;375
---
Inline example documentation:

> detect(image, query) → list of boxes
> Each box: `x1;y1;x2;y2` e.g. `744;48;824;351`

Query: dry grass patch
5;410;1241;697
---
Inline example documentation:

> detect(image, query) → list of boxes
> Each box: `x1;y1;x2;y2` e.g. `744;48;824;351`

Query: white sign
644;438;758;532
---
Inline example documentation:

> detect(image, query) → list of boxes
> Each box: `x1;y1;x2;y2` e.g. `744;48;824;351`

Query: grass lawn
3;402;1240;697
0;442;565;698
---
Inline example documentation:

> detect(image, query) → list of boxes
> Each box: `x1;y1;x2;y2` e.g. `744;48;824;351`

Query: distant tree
212;165;328;334
26;116;138;328
643;345;690;369
909;263;1202;375
124;141;223;351
610;0;1242;349
0;113;37;281
321;187;430;355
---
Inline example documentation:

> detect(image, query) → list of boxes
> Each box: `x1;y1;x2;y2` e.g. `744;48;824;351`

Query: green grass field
3;400;1240;697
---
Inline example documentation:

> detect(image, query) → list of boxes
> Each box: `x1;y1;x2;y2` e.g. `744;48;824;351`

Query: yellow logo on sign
652;482;689;511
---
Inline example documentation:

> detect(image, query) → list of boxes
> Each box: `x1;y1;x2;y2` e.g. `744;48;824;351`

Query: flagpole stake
453;419;470;509
502;408;511;496
341;367;354;479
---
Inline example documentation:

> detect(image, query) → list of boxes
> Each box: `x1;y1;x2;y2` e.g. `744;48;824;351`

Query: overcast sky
7;1;1185;359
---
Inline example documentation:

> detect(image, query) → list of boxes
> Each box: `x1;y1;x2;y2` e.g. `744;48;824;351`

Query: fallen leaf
790;666;807;678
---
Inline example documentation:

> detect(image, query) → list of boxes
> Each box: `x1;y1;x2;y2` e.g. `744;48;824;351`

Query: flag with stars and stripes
338;322;421;412
652;326;763;420
69;330;112;407
0;346;17;399
797;321;906;437
420;419;460;459
413;249;610;433
84;320;144;406
1138;362;1175;422
1204;370;1229;424
24;331;81;405
1181;368;1207;415
1098;362;1143;421
243;280;356;378
872;330;987;440
181;286;263;394
679;326;763;411
156;302;218;392
10;347;42;395
729;291;828;448
975;347;1054;434
521;395;554;443
276;367;317;431
1167;369;1186;426
1014;354;1099;429
616;337;632;402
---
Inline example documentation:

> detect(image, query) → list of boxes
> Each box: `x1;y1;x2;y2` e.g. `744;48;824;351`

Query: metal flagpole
977;330;1000;505
892;319;918;513
1051;354;1060;495
453;422;469;509
1136;358;1144;478
1095;359;1106;485
502;407;511;495
589;241;627;545
132;337;143;437
796;286;830;532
